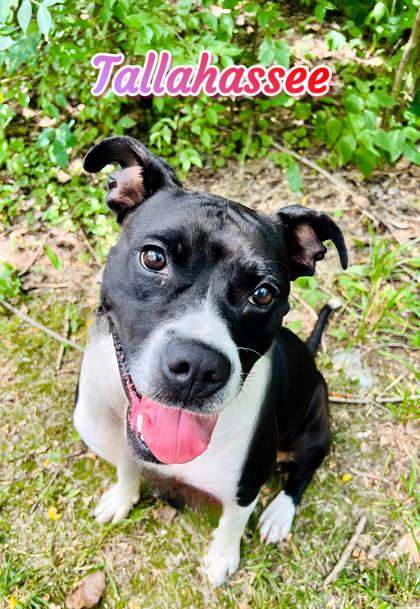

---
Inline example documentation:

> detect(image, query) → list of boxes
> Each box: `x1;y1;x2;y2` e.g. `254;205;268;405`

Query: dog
74;136;347;586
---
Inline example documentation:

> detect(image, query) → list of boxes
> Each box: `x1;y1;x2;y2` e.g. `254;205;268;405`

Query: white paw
202;538;240;587
259;491;295;544
94;483;139;524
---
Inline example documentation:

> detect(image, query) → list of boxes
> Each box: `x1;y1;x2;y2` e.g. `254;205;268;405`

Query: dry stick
272;141;378;223
272;140;355;196
55;305;71;373
30;469;60;513
18;236;48;277
0;299;84;353
377;373;405;399
292;290;318;321
29;282;71;290
79;222;102;267
329;394;419;405
391;8;420;99
324;514;368;586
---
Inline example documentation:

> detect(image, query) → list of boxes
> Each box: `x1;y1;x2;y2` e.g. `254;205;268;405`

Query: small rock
332;348;374;390
370;185;384;198
39;117;56;128
57;170;71;183
157;504;177;523
391;533;419;565
352;195;370;207
395;157;411;171
22;107;37;118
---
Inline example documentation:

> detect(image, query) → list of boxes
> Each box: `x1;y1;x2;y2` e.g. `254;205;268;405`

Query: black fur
83;136;346;511
238;329;330;506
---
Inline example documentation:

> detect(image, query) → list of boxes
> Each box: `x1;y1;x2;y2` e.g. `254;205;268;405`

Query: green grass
0;223;418;609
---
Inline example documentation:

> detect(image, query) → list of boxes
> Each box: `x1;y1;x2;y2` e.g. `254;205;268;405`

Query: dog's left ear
83;136;182;222
274;205;348;280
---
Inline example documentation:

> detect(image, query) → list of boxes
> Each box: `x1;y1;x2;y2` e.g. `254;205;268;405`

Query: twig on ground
377;373;405;398
0;299;84;352
329;394;419;404
30;469;60;513
324;514;368;586
391;8;420;100
55;305;71;373
261;183;282;204
363;342;410;355
79;222;102;267
18;236;48;277
291;291;318;321
56;367;79;376
272;140;355;196
350;469;383;482
29;282;71;290
330;395;368;404
65;448;87;461
272;140;378;223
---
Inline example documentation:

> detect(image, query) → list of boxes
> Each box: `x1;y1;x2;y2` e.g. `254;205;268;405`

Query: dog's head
84;136;347;465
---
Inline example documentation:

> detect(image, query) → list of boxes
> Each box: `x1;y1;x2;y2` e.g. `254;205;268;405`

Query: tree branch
0;299;83;352
391;8;420;99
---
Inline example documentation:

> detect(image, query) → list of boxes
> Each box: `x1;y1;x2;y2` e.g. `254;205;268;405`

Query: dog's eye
140;247;167;273
250;284;275;307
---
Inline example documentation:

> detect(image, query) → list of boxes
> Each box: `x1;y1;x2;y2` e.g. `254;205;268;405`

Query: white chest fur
76;325;272;506
144;353;272;504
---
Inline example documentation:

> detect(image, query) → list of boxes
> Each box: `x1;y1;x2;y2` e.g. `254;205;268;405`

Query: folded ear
83;136;182;222
275;205;348;280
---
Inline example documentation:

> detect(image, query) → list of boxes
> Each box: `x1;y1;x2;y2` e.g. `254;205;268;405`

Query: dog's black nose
162;338;231;401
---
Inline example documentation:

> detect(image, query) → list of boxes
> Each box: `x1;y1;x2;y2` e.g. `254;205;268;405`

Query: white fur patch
94;480;140;524
75;324;142;523
203;498;258;586
74;329;127;463
128;301;242;412
259;490;295;544
144;351;272;504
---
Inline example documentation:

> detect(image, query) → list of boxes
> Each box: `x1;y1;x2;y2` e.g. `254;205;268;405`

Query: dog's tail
306;298;343;356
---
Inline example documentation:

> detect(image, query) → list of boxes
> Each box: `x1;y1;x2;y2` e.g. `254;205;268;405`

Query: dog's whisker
238;346;264;359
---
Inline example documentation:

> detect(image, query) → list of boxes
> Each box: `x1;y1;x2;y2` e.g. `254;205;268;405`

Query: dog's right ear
83;136;182;222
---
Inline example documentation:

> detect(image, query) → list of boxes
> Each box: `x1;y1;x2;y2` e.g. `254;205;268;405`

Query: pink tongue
129;396;217;464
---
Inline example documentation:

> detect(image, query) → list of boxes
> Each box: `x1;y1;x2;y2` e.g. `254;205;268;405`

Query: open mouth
111;326;218;465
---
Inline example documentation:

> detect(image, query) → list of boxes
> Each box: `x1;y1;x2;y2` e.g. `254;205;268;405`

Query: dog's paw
94;484;139;524
202;538;240;587
259;490;295;544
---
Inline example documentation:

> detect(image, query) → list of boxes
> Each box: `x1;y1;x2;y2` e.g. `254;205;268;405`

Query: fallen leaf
39;117;56;128
393;533;419;565
47;506;61;520
8;596;18;609
57;170;71;183
65;571;106;609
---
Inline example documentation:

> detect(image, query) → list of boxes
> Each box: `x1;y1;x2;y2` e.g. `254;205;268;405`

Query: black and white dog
74;136;347;586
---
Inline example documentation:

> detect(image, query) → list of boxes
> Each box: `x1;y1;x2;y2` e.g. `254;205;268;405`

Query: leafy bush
0;262;22;300
0;0;418;233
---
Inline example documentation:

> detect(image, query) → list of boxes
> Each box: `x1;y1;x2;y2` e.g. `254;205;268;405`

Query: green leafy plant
0;262;22;300
0;0;418;235
337;233;419;343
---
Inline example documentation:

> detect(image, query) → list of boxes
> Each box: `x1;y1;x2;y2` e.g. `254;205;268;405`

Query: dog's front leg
94;456;141;524
203;497;258;586
74;329;142;524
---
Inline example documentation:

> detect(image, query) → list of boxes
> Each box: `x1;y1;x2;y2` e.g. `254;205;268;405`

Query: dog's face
84;137;347;465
